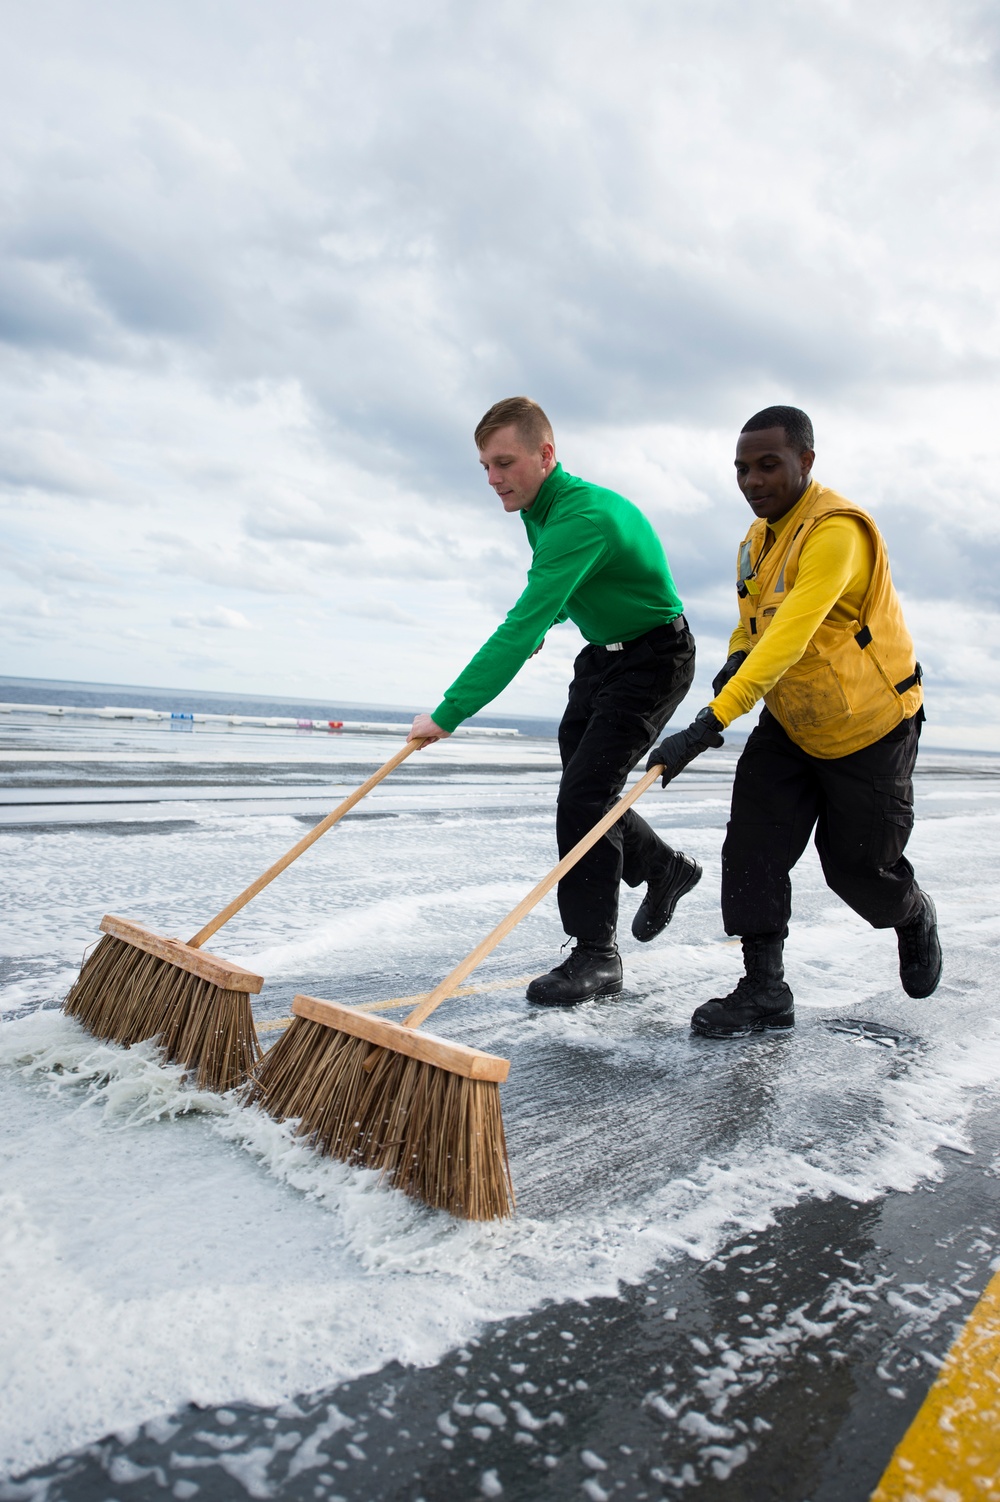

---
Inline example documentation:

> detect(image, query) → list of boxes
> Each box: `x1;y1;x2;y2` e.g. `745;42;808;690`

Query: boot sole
632;863;703;943
691;1009;795;1039
526;979;624;1008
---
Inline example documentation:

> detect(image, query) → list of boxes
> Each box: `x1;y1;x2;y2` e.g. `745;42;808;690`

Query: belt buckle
606;641;624;652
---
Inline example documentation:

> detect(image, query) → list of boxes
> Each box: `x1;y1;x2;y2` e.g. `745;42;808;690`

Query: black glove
712;651;748;697
646;707;725;787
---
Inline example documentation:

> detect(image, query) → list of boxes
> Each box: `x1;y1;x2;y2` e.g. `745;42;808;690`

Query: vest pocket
770;661;850;728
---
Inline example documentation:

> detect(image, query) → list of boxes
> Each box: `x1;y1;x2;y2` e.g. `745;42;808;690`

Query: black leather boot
631;852;702;942
896;891;942;998
526;943;623;1007
691;933;795;1037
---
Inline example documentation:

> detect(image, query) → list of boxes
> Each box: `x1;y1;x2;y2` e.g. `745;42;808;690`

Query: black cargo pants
556;619;696;947
721;706;925;937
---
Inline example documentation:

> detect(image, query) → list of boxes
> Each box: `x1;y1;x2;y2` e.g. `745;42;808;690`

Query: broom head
246;994;514;1221
63;914;263;1092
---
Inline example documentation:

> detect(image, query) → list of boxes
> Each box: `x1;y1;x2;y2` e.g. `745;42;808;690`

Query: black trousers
556;621;696;946
721;707;925;937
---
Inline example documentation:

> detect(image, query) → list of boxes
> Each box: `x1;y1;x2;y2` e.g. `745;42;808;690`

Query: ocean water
1;703;999;1490
0;675;563;739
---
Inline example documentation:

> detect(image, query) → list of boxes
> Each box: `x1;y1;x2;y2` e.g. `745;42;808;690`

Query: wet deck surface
2;713;999;1500
10;1117;998;1502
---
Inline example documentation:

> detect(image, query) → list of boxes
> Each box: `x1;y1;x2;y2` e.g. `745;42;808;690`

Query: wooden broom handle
403;763;663;1029
187;739;428;948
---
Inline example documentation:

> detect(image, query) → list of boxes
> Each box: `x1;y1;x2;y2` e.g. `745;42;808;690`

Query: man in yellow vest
646;405;940;1036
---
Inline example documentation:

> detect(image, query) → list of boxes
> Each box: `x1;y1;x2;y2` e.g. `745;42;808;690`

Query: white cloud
0;0;998;738
344;599;421;628
172;606;253;631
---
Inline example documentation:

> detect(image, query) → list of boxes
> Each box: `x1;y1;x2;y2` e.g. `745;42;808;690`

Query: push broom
63;740;427;1092
246;761;668;1221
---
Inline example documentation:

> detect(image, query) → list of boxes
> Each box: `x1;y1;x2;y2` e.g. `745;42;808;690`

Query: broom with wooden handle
245;761;667;1221
63;740;427;1092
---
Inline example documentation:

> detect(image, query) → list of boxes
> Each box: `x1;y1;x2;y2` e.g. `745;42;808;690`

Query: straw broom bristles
59;746;426;1097
64;930;261;1093
246;1014;514;1221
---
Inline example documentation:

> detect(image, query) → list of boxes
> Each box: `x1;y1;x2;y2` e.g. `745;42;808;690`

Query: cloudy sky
2;0;998;743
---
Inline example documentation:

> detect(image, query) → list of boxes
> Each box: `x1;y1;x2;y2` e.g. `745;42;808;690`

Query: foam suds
2;739;1000;1479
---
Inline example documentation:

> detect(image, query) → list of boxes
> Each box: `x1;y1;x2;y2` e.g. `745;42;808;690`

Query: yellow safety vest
735;483;923;758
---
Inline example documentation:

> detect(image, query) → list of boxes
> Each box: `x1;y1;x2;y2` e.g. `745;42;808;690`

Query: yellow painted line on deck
256;973;539;1032
871;1262;1000;1501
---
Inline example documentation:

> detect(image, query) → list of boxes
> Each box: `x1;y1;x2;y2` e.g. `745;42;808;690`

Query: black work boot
631;852;702;942
691;934;795;1038
526;943;623;1007
896;891;942;998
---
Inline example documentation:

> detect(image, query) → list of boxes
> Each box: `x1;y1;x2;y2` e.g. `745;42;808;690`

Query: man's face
734;427;815;524
479;425;555;513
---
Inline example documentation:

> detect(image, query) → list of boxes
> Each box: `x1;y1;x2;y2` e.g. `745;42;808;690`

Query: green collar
521;462;566;529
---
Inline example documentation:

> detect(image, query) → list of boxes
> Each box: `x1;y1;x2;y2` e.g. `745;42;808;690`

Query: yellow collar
769;478;818;540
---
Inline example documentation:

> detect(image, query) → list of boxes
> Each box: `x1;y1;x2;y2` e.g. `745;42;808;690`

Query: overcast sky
2;0;998;744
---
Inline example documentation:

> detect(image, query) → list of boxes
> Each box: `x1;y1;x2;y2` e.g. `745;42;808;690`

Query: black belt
855;624;922;694
604;616;688;652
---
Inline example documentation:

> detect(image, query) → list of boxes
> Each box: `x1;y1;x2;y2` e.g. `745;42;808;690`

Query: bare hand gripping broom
63;741;427;1092
245;762;668;1222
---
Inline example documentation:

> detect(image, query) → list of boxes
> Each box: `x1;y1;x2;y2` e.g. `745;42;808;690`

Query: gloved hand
712;651;748;696
646;707;725;787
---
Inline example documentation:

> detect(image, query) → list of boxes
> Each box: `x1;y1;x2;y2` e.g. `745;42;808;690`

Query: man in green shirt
409;397;700;1005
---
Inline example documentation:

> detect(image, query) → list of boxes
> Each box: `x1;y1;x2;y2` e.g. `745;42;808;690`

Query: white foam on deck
2;734;1000;1479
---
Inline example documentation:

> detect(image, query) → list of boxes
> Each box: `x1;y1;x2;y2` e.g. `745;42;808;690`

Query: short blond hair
475;397;554;452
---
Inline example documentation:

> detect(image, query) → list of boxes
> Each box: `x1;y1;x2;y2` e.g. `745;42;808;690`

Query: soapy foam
2;737;999;1478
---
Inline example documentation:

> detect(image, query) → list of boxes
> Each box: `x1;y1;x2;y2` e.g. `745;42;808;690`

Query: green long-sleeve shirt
432;463;684;732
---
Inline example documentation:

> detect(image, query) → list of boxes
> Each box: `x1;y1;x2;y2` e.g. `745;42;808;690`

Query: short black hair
741;405;814;453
